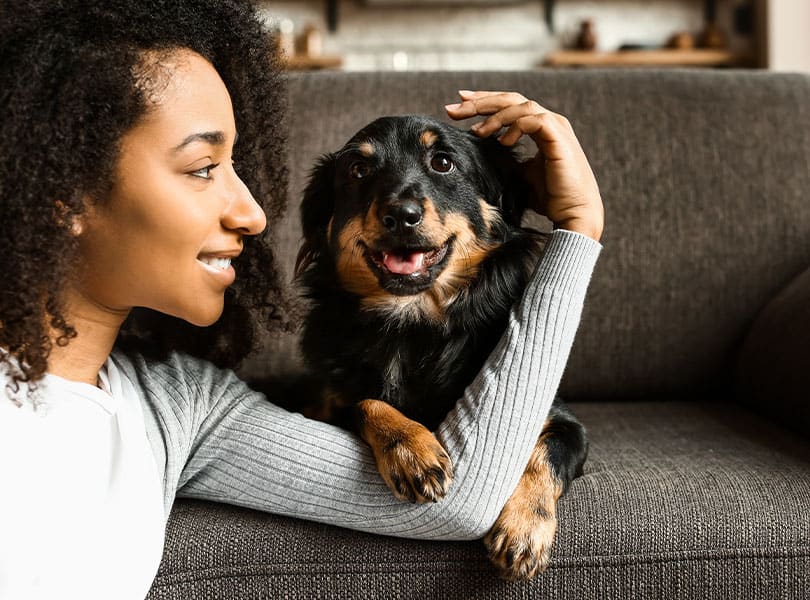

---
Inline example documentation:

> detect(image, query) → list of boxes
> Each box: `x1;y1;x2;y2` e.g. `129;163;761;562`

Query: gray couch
146;70;810;599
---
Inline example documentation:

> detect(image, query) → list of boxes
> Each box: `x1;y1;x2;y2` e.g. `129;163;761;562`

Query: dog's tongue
383;251;425;275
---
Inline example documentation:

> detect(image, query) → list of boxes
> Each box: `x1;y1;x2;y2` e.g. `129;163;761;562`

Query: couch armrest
737;265;810;437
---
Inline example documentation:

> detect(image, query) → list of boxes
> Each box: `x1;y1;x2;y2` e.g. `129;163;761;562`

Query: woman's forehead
130;50;236;148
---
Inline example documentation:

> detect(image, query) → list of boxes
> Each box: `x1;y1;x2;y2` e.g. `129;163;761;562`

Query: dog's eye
349;161;371;179
430;154;454;173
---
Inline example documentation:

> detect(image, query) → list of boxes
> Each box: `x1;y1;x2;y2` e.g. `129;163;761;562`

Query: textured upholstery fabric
737;265;810;436
149;71;810;599
148;403;810;599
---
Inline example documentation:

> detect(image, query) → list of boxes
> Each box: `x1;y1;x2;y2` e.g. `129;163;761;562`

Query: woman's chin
178;301;225;328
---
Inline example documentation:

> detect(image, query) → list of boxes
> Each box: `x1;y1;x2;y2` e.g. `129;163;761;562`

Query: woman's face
75;50;266;326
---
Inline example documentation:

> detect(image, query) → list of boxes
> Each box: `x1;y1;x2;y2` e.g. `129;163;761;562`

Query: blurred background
257;0;808;72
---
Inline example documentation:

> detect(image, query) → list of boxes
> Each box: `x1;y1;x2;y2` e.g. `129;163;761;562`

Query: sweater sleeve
139;229;601;541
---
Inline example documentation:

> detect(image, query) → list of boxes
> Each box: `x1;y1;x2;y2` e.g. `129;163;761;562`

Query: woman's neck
47;286;129;387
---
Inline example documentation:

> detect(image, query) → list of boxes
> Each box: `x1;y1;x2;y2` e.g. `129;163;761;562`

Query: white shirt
0;356;166;600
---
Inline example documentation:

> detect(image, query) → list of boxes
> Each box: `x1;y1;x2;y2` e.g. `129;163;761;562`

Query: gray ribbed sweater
118;229;601;541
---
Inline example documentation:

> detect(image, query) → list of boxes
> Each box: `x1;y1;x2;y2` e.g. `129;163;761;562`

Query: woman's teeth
198;257;232;270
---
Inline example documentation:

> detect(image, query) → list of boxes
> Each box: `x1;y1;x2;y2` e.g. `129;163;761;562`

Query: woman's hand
446;90;604;242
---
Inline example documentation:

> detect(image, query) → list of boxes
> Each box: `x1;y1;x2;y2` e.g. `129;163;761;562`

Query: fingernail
445;103;462;111
471;122;483;131
458;89;474;96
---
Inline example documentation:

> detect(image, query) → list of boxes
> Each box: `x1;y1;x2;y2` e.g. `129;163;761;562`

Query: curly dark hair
0;0;289;390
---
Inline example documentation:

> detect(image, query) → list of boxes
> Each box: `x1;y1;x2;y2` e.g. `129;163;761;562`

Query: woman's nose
222;168;267;236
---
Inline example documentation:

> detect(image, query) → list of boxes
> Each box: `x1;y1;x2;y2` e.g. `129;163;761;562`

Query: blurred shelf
544;49;746;68
283;55;344;70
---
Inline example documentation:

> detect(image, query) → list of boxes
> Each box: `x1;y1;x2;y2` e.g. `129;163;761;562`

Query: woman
0;0;603;598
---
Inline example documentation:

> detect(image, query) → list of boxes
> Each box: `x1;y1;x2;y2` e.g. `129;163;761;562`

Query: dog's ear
476;137;536;227
295;154;336;278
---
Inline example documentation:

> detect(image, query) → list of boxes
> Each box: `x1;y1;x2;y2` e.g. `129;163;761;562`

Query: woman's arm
130;227;600;540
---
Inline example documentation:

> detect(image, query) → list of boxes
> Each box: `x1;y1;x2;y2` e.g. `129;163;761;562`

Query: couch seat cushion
148;402;810;600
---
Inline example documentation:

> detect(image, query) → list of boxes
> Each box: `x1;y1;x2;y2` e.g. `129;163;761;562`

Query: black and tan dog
292;115;588;580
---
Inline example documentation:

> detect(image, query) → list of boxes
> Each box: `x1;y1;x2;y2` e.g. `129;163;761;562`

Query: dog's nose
381;199;423;233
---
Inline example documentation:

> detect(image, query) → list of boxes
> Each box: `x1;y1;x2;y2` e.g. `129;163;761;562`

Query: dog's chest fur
370;320;500;428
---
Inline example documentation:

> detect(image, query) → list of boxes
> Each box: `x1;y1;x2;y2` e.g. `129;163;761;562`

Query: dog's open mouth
364;239;452;295
373;244;449;275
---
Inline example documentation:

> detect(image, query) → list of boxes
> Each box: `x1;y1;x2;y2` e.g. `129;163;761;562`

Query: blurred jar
302;24;323;57
576;19;597;51
276;18;295;58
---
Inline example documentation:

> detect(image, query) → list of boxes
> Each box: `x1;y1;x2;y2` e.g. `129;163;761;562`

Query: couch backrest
239;70;810;402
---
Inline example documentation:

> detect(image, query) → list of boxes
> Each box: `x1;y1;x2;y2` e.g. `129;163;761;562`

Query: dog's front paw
357;399;453;503
375;426;454;503
484;497;557;581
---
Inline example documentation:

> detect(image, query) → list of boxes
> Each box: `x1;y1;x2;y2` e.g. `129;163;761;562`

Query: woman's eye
189;163;219;180
349;161;371;179
430;154;454;173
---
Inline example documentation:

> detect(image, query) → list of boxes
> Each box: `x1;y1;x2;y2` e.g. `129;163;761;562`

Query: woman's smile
196;248;242;286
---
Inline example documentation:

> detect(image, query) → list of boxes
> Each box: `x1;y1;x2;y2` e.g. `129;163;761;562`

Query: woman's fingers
446;90;572;154
446;91;532;120
471;102;548;136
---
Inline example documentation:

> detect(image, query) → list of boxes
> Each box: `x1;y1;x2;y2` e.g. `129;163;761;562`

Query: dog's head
296;115;535;320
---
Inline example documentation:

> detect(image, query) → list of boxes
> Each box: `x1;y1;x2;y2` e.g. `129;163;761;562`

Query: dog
291;115;588;580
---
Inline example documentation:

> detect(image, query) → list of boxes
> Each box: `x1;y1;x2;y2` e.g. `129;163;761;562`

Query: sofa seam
151;546;810;585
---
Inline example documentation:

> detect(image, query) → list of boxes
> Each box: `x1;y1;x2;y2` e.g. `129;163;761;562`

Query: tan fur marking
484;431;564;581
430;213;499;307
358;142;375;157
357;399;453;503
479;198;503;232
415;198;444;242
420;130;438;148
335;216;386;298
302;387;351;423
365;198;391;241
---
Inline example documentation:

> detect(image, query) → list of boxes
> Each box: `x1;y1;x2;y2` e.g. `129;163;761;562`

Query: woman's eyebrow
172;131;226;153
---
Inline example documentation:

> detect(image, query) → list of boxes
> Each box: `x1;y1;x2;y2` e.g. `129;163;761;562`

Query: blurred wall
763;0;810;72
260;0;753;71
